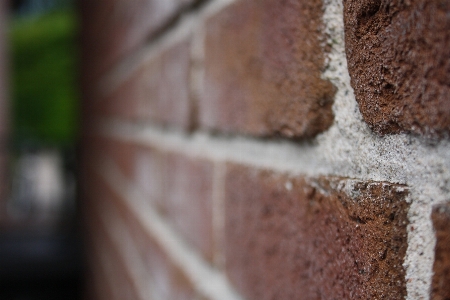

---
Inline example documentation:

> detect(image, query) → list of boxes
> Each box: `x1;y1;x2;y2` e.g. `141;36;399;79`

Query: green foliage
10;9;78;147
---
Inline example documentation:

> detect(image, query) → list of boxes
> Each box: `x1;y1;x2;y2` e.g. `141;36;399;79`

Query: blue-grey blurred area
0;0;83;298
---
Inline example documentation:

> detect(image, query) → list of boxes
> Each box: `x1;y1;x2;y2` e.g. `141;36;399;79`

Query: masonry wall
79;0;450;299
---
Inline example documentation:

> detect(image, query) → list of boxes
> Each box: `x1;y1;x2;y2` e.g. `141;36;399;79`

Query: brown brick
225;164;409;299
344;0;450;136
137;39;192;128
95;39;192;129
134;145;165;208
96;170;199;300
85;136;136;179
200;0;335;138
117;198;199;300
431;203;450;300
163;153;214;261
85;201;140;300
79;0;182;83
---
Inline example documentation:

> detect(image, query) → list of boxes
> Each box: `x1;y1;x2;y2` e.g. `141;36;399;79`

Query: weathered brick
163;153;214;261
431;203;450;300
344;0;450;136
200;0;335;138
225;164;409;299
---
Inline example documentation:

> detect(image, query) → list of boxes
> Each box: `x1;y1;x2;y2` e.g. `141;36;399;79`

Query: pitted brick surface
225;164;409;299
431;203;450;300
344;0;450;136
200;0;335;138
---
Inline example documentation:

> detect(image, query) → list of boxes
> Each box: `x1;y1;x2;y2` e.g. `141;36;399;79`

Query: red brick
79;0;182;83
134;145;165;208
162;153;214;261
84;201;139;300
116;197;199;300
200;0;335;138
84;135;136;179
431;203;450;300
94;39;193;129
136;39;192;128
225;164;409;299
94;170;199;300
344;0;450;136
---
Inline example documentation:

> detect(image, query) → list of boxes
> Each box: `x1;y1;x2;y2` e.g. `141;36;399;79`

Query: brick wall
79;0;450;299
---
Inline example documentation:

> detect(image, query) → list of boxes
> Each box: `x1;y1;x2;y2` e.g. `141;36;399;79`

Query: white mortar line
95;0;237;103
97;119;329;178
95;195;158;300
320;1;436;298
99;158;244;300
85;0;450;297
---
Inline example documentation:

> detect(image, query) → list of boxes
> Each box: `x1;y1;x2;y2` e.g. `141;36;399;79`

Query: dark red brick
163;153;214;261
200;0;335;138
431;203;450;300
225;164;409;299
344;0;450;136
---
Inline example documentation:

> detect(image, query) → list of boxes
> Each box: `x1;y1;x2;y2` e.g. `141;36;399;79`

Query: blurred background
0;0;83;298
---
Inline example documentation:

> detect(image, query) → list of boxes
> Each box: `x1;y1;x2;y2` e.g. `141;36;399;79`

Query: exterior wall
79;0;450;299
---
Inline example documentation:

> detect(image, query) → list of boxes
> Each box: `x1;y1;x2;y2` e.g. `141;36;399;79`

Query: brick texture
344;0;450;136
200;0;335;138
225;164;409;299
163;153;214;261
85;170;199;300
79;0;180;83
116;197;198;300
94;39;192;129
431;203;450;300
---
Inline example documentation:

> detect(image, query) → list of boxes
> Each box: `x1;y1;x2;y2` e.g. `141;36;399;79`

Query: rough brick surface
344;0;450;136
200;0;335;138
163;153;214;261
431;203;450;300
225;164;409;299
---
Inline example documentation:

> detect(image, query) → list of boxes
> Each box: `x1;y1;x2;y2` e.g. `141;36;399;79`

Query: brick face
79;0;181;82
78;0;448;298
431;203;450;300
225;164;409;300
200;0;335;138
94;39;192;129
163;153;214;261
344;0;450;136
